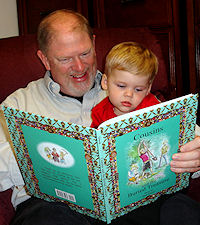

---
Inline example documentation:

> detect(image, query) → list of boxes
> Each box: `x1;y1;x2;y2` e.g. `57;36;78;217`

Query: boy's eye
117;84;126;88
135;88;143;92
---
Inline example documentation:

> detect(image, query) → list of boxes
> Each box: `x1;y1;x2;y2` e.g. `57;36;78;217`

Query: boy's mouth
121;101;132;107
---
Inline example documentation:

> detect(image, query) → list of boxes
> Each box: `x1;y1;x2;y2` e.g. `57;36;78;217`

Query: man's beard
72;75;95;97
70;63;97;97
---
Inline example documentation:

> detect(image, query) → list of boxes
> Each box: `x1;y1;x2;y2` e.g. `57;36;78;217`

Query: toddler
91;42;160;128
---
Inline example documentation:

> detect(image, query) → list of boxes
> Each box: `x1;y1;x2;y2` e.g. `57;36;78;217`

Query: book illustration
38;142;74;168
138;140;157;178
128;137;170;186
157;140;169;168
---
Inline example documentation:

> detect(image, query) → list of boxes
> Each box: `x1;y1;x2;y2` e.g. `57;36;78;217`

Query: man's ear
93;35;96;48
92;35;96;56
37;50;50;71
101;74;108;90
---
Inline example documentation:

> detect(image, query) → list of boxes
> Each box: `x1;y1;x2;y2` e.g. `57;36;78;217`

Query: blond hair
105;42;158;83
37;9;93;54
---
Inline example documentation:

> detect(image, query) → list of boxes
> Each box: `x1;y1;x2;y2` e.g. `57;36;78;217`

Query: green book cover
1;93;198;224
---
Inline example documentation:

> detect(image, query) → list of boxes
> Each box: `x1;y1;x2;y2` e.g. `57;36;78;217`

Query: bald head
37;9;93;54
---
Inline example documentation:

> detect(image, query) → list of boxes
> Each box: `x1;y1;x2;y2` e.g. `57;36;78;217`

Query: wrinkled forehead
45;30;94;58
51;29;92;47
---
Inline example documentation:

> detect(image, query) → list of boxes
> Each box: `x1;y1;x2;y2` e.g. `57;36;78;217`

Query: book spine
96;130;112;224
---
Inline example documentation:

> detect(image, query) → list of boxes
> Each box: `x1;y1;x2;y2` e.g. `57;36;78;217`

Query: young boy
91;41;160;128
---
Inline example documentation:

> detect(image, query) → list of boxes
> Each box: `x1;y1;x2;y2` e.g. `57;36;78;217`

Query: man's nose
72;57;85;72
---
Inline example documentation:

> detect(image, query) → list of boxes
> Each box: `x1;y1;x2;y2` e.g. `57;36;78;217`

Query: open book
2;93;198;224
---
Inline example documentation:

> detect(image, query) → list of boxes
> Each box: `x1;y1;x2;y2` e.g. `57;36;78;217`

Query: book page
97;93;198;221
21;124;94;209
115;116;179;207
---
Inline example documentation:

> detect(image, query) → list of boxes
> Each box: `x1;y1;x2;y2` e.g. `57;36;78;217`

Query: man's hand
170;136;200;173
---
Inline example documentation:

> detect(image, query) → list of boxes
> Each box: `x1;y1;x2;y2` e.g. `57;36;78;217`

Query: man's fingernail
172;154;179;159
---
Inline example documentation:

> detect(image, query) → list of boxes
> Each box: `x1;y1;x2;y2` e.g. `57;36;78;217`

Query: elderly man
0;9;200;225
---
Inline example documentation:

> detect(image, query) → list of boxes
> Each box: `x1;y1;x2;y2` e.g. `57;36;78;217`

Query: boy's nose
125;89;133;97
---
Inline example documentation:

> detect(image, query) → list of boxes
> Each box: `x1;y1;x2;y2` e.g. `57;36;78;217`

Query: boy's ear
101;74;108;90
146;82;152;95
37;50;50;71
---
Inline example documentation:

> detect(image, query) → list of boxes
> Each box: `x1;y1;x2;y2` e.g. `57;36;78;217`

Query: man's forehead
50;29;92;47
46;32;94;58
50;23;90;44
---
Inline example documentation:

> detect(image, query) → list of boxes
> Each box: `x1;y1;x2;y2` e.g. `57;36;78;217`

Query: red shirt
91;93;160;128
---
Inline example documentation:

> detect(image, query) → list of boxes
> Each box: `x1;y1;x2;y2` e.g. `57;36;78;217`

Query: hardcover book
1;93;198;224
